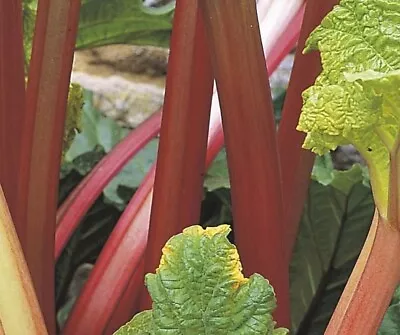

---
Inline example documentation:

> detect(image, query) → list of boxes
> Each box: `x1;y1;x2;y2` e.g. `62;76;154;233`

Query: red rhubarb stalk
62;2;304;332
0;0;26;233
55;110;161;259
19;0;81;330
200;0;289;326
325;211;400;334
62;168;155;334
140;0;214;308
277;0;339;254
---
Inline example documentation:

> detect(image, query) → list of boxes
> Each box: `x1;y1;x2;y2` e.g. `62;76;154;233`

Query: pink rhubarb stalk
325;211;400;334
55;110;161;259
62;169;154;334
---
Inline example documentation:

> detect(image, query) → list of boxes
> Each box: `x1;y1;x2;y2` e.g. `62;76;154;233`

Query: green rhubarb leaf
113;310;153;334
297;0;400;218
115;225;287;335
76;0;174;50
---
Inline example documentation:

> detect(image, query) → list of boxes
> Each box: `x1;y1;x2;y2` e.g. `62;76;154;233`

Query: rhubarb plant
297;0;400;332
114;225;287;335
297;0;400;220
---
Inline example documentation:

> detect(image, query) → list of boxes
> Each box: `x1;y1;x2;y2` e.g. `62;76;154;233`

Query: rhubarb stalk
140;0;214;308
19;0;81;330
201;0;289;326
277;0;339;254
0;186;47;335
325;211;400;334
0;0;26;231
62;1;305;331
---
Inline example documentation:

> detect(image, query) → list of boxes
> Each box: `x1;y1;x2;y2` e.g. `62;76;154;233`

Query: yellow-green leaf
114;225;287;335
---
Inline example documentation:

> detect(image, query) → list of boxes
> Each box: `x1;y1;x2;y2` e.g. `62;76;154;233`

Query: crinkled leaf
115;225;287;335
290;167;374;333
77;0;174;49
297;0;400;218
114;310;153;334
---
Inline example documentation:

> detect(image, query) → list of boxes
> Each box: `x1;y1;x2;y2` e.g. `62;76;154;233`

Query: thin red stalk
63;4;303;332
19;0;81;330
265;3;305;74
62;167;155;334
56;0;302;263
325;211;400;334
140;0;214;308
277;0;339;255
200;0;289;326
0;0;26;234
103;258;145;334
55;110;161;259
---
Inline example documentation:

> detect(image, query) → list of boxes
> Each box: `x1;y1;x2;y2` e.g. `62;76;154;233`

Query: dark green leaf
103;139;158;209
204;149;230;191
200;188;232;228
379;286;400;335
311;153;334;185
273;90;286;125
71;146;105;175
56;196;121;309
76;0;174;50
290;171;374;334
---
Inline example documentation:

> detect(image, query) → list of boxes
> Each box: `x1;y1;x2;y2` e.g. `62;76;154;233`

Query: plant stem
141;0;214;308
265;3;305;73
62;168;155;334
62;3;304;331
0;186;47;335
325;211;400;334
0;0;26;235
388;135;400;226
200;0;289;326
20;0;81;330
55;110;161;259
277;0;339;256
